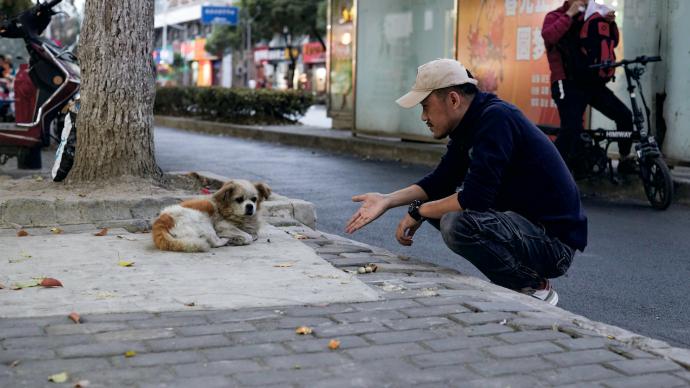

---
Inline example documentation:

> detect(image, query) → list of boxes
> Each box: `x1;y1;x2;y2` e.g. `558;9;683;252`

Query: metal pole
161;1;168;64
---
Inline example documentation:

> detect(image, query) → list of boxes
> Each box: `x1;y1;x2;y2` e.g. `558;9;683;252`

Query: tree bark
69;0;161;182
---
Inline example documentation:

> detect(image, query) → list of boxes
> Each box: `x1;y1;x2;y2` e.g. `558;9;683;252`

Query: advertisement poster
457;0;563;127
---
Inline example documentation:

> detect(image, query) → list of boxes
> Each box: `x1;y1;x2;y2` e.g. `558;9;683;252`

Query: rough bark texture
70;0;161;182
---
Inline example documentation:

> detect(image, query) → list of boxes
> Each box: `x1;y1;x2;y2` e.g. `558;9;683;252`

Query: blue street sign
201;6;239;25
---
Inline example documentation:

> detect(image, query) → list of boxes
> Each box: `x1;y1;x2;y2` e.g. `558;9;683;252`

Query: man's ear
254;182;272;201
448;90;463;108
213;181;236;203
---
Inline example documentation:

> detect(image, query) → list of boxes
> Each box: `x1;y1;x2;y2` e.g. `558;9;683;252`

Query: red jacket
542;2;620;84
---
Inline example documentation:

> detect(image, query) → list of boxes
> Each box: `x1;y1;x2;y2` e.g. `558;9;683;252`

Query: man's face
420;92;460;140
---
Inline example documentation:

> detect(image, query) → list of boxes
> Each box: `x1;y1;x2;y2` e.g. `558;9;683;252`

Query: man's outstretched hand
345;193;389;234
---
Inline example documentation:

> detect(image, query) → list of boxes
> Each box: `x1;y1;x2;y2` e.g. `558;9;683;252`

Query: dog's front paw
226;235;251;246
213;238;230;247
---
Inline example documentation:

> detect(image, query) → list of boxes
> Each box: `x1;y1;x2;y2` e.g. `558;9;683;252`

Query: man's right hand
566;0;586;17
345;193;389;234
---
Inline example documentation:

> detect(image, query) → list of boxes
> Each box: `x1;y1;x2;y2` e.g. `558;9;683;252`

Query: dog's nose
245;203;254;215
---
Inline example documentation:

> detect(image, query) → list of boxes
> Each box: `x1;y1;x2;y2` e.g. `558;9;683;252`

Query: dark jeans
551;79;633;166
429;210;574;290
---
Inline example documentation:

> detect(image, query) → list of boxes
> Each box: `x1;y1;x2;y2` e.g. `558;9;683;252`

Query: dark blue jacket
416;92;587;251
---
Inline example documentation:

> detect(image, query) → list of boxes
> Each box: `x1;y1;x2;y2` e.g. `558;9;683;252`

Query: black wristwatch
407;200;426;222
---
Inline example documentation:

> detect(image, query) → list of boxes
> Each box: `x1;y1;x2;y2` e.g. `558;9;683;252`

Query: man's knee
440;211;475;247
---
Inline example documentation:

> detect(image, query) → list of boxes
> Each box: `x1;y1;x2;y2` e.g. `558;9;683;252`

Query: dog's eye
235;197;244;203
251;197;257;202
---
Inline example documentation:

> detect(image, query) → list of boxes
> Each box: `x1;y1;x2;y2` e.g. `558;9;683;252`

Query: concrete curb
0;171;317;231
155;115;690;206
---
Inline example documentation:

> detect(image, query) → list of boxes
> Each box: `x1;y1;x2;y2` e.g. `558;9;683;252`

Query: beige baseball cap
395;58;478;109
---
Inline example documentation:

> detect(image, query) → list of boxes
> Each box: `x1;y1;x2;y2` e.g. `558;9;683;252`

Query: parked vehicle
0;0;79;181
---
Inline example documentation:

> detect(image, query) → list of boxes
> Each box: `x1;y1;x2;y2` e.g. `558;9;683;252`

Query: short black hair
433;82;479;99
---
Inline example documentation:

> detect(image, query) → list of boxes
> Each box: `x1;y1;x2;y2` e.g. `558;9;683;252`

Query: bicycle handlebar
590;55;662;69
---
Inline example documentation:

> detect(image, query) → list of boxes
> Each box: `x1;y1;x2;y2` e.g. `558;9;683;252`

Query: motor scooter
0;0;79;181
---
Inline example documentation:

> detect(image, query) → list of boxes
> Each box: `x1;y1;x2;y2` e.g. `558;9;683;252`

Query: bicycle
567;55;673;210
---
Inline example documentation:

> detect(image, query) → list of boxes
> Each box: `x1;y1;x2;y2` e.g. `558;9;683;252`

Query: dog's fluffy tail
152;214;210;252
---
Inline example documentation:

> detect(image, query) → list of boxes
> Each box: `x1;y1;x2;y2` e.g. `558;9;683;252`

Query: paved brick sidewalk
2;225;689;387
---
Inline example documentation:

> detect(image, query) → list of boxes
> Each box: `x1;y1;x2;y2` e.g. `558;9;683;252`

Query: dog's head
213;179;272;218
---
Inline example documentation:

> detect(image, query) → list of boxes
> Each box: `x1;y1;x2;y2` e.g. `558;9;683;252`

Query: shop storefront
302;42;327;97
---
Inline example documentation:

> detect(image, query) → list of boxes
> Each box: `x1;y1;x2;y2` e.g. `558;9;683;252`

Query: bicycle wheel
639;156;673;210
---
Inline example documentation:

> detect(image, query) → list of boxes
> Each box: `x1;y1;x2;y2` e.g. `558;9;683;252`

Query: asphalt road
154;126;690;348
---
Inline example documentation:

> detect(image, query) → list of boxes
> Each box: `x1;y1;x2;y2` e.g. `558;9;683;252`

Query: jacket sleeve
415;141;468;201
458;108;515;211
541;11;572;47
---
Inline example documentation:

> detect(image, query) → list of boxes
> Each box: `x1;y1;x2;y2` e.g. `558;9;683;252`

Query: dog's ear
254;182;272;201
213;181;237;204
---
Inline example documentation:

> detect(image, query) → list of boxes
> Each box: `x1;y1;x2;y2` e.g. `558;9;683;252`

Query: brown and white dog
152;179;271;252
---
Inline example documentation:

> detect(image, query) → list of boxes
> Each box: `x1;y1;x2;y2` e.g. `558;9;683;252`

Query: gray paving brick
497;329;571;344
461;375;545;388
535;364;623;384
394;365;481;384
345;342;428;360
547;349;626;367
608;345;658;359
174;321;255;336
147;334;231;352
423;335;502;351
206;309;283;323
172;359;264;377
1;334;92;349
233;367;331;386
262;352;351;369
94;327;176;342
0;348;57;363
283;304;356;317
402;304;470;317
507;317;574;331
230;328;299;345
673;370;690;382
315;245;372;254
264;316;333;330
464;301;537;312
128;316;209;329
383;316;453;331
600;373;687;388
0;326;43;338
555;337;611;350
45;322;130;335
468;356;556;377
12;357;111;375
313;321;387;337
326;256;380;267
0;316;66;329
111;350;204;367
204;343;291;361
410;348;486;368
81;312;155;322
605;359;682;375
284;336;370;353
450;311;515;326
71;366;175;385
464;323;515;336
485;341;564;358
139;375;236;388
364;328;446;345
353;299;423;312
58;341;147;358
331;309;407;324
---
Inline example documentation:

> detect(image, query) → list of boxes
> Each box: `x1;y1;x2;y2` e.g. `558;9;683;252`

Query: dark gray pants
430;210;574;290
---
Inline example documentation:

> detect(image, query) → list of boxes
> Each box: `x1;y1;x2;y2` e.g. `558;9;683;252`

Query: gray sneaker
520;281;559;306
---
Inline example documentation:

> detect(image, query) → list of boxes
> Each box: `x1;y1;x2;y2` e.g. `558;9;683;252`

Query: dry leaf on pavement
124;350;137;358
11;279;40;290
9;360;20;368
94;228;108;236
74;380;90;388
184;302;196;307
17;229;29;237
295;326;313;335
68;312;81;324
118;261;135;267
328;339;341;350
50;227;63;234
40;278;63;287
273;262;295;268
48;371;68;383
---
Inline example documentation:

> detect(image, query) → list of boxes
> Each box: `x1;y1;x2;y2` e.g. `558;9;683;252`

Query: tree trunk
69;0;161;182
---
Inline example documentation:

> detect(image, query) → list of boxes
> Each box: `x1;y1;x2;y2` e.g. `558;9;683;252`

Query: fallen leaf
607;335;615;340
116;235;137;241
94;228;108;236
292;233;308;240
17;229;29;237
328;339;341;350
295;326;313;335
34;175;44;182
273;262;295;268
124;350;137;358
184;302;195;307
68;312;81;324
78;193;87;197
74;380;90;388
9;360;20;368
50;227;63;234
118;261;135;267
11;279;40;290
40;278;63;287
48;371;68;383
